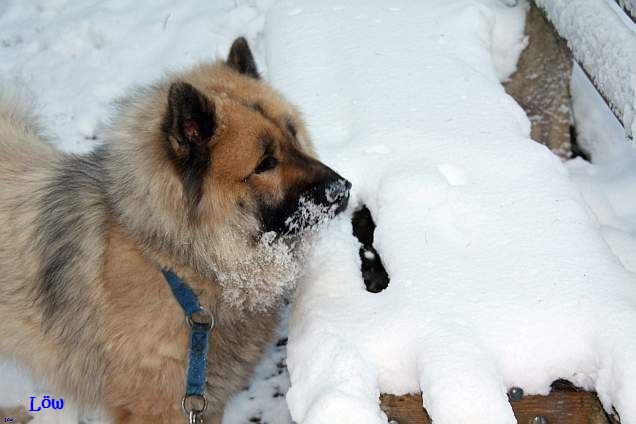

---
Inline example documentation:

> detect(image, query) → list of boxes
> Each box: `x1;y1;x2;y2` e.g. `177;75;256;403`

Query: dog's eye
254;156;278;174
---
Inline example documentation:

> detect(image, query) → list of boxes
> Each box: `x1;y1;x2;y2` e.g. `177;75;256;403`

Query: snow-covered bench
264;1;636;423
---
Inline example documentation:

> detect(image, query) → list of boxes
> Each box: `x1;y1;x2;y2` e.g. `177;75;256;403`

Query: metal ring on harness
186;308;214;329
182;394;207;423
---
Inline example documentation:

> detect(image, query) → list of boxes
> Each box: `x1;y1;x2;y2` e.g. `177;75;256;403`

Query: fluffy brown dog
0;38;350;423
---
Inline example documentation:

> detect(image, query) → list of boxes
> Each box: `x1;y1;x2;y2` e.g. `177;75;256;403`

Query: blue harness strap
162;269;203;318
161;269;213;420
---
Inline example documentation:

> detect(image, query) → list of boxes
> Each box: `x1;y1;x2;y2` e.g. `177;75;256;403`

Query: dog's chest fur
100;225;281;418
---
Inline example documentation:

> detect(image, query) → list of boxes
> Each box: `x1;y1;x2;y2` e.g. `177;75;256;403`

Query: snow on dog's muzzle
283;177;351;234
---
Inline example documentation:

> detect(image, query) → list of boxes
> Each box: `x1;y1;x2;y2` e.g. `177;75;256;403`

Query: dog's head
107;38;350;309
161;37;350;236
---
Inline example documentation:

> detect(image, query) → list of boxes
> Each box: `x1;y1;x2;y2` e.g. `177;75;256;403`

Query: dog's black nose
328;178;351;215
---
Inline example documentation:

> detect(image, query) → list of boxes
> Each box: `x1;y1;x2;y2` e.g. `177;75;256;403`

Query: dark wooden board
380;391;615;424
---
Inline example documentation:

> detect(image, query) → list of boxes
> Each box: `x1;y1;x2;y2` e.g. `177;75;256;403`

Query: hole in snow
351;205;390;293
550;379;579;392
569;125;591;162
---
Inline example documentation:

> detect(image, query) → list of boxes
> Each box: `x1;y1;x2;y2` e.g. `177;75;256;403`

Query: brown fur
0;39;349;422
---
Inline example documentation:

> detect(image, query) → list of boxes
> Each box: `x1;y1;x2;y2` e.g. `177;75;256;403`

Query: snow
568;63;636;275
222;308;293;424
1;0;636;423
0;0;268;153
264;1;636;423
0;361;88;423
533;0;636;137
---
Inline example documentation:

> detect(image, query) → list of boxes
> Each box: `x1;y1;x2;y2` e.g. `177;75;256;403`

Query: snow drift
264;1;636;423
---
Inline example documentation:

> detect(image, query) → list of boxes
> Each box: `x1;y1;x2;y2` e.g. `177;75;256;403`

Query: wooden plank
380;391;612;424
504;2;573;158
381;394;432;424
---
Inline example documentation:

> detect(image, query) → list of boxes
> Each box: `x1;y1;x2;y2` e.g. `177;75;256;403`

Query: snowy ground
1;0;636;423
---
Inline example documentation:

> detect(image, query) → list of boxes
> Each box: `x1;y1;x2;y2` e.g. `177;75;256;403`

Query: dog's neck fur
34;147;227;337
103;220;223;318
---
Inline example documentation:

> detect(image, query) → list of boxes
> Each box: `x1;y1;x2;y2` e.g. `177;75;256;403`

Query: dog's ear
162;82;216;208
163;81;216;159
227;37;259;79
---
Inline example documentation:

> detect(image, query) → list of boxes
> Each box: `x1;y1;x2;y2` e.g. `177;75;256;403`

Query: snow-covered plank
534;0;636;138
264;1;636;423
618;0;636;20
381;392;611;424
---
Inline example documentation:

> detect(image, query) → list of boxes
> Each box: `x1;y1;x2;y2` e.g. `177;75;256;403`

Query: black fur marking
248;103;284;135
250;102;265;115
242;101;304;150
248;104;297;143
258;168;318;234
259;134;275;153
227;37;260;79
286;119;297;137
162;82;216;212
35;150;107;338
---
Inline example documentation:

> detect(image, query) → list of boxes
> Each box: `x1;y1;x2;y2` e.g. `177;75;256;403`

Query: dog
0;37;350;423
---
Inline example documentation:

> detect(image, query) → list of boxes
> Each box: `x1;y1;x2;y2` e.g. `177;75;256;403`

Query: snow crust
264;1;636;423
534;0;636;137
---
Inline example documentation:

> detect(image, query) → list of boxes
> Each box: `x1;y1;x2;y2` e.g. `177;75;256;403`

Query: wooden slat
381;394;432;424
504;2;573;158
380;391;613;424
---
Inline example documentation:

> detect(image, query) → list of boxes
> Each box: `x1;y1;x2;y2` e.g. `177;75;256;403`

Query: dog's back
0;94;59;312
0;93;59;169
0;95;108;408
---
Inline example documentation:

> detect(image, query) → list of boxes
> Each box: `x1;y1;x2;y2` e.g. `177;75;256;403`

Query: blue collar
161;269;214;422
